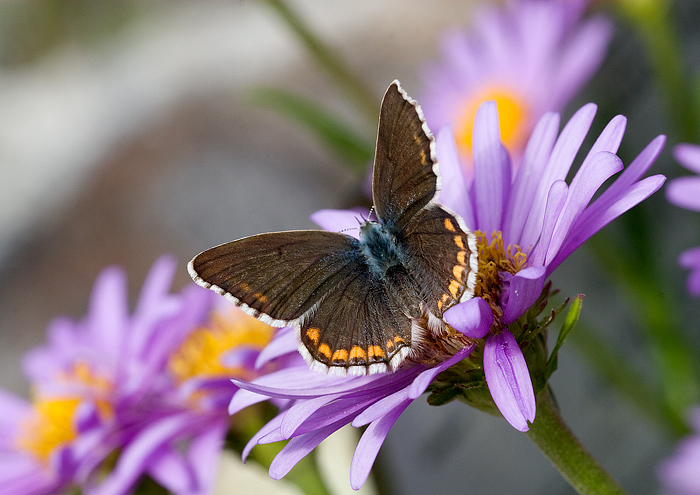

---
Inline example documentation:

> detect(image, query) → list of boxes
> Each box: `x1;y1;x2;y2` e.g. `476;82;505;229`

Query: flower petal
310;208;366;239
443;298;492;338
436;126;474;227
484;330;536;431
679;247;700;296
350;401;410;490
502;267;546;325
473;101;511;233
667;176;700;212
674;143;700;174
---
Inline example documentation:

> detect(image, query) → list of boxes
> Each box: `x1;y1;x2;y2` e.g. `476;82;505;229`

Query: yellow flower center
16;361;115;464
453;85;530;161
168;308;275;385
474;230;527;304
16;397;79;464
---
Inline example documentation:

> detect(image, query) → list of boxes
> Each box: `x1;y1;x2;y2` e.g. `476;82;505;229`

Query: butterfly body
189;80;478;376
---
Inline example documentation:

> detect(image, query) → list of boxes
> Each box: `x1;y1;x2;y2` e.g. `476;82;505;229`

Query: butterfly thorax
359;220;404;276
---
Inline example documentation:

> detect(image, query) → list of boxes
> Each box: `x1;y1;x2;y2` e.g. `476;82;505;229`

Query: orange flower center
168;308;275;385
453;85;530;161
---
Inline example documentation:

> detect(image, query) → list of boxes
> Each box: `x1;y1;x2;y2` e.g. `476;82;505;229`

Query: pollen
474;230;527;300
168;307;275;384
453;85;530;161
16;396;80;464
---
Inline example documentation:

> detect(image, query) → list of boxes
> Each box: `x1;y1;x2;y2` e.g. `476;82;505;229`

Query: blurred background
1;1;699;494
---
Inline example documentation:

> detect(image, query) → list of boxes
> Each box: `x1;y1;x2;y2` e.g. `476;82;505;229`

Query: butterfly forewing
400;204;478;317
372;81;439;232
189;231;363;326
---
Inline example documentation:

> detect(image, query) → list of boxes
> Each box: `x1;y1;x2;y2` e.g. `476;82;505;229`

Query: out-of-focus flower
231;100;665;489
658;407;700;494
419;0;612;171
666;143;700;295
0;256;279;495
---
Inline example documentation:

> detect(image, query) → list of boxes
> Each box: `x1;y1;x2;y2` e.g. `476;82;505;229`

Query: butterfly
188;80;478;376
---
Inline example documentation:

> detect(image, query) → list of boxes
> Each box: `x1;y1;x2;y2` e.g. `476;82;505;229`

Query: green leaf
250;87;375;172
545;294;583;379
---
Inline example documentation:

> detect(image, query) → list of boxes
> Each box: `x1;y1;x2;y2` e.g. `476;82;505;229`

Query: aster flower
230;101;665;489
419;0;612;170
658;407;700;494
666;143;700;295
0;256;279;495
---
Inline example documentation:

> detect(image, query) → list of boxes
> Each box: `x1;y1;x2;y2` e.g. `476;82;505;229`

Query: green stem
526;388;628;495
261;0;379;127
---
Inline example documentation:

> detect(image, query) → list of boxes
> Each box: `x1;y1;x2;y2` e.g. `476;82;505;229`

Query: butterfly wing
188;231;363;327
400;203;478;317
372;80;439;232
298;263;414;375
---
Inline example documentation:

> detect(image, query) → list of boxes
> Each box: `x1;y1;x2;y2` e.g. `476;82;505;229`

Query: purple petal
254;326;298;369
350;401;410;490
484;330;536;431
310;208;366;239
544;151;623;266
436;126;474;227
503;112;560;244
242;415;284;460
502;267;546;325
443;298;492;338
95;413;204;495
408;344;474;399
473;101;511;233
352;388;410;427
580;135;665;227
269;423;343;480
674;143;700;174
679;247;700;296
528;180;568;267
547;174;666;275
147;449;195;495
667;176;700;212
520;103;596;249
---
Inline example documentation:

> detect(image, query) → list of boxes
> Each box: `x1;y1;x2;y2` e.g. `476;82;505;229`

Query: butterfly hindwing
188;231;363;326
400;203;478;317
372;81;439;232
298;264;414;375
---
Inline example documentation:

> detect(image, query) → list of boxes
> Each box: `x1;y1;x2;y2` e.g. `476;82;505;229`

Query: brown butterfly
188;80;478;376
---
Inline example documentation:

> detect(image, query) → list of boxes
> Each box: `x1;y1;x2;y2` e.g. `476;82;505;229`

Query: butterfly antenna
367;206;375;221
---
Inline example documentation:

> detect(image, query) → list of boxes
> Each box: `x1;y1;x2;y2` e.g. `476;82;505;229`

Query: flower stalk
526;388;628;495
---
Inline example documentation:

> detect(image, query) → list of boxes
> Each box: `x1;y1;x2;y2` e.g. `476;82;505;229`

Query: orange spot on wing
368;346;386;360
449;279;461;298
254;292;268;303
457;250;467;264
317;343;332;359
305;328;320;345
452;264;465;280
349;346;366;362
331;349;349;363
444;218;456;232
454;236;465;249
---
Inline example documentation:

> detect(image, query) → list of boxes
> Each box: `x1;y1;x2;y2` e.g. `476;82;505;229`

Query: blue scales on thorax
358;219;422;318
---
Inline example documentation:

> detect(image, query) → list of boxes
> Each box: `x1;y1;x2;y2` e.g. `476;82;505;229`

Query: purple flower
229;333;473;490
419;0;612;169
229;98;664;489
314;102;665;434
666;143;700;295
658;407;700;494
0;256;279;495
